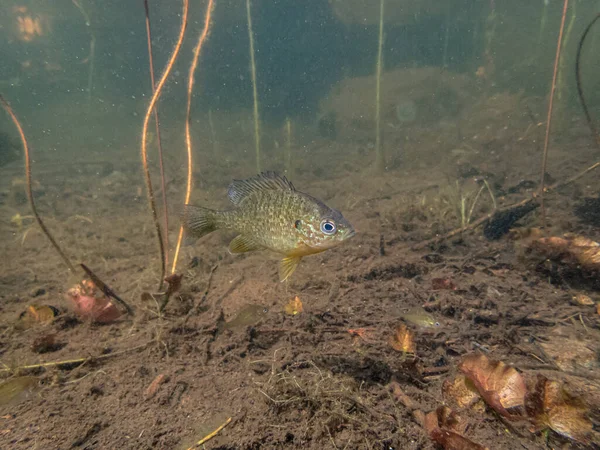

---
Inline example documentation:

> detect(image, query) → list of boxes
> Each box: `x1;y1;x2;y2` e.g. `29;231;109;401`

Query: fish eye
294;220;302;230
320;219;337;235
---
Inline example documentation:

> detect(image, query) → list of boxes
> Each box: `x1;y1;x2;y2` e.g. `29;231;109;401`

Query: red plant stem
171;0;216;275
143;0;169;268
140;0;188;291
0;95;76;273
540;0;569;229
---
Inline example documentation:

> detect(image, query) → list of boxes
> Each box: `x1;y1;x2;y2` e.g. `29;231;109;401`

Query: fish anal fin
229;234;262;253
279;256;302;282
228;171;295;205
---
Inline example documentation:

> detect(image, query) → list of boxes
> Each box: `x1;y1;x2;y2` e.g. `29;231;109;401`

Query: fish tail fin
181;205;220;240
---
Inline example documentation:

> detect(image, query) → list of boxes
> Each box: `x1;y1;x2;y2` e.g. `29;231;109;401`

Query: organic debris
538;333;597;372
144;373;167;400
284;296;303;315
432;277;457;290
458;354;526;419
529;234;600;272
526;375;593;444
31;333;61;354
388;323;416;354
443;375;485;410
16;304;58;330
572;293;594;306
424;408;488;450
66;279;123;324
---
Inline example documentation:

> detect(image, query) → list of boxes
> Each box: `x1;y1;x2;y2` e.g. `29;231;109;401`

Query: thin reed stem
374;0;385;172
575;13;600;149
141;0;189;291
0;95;76;273
72;0;95;110
171;0;216;276
246;0;261;173
539;0;569;230
143;0;169;267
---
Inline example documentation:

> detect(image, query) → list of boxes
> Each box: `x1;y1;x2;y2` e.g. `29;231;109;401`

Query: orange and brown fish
182;172;355;281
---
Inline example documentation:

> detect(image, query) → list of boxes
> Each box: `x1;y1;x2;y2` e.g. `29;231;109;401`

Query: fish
182;171;355;281
401;307;440;329
221;304;269;330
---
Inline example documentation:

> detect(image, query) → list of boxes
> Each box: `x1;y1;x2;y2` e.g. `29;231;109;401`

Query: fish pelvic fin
229;234;263;253
181;205;220;240
279;256;302;282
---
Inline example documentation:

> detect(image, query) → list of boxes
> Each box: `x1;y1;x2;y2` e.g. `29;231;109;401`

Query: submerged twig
0;342;150;374
80;263;133;316
140;0;189;291
143;0;169;267
539;0;569;229
171;0;216;275
413;158;600;249
0;95;76;273
188;416;232;449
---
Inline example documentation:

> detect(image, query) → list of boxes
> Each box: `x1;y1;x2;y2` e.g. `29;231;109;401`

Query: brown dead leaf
389;323;416;354
424;410;488;450
432;277;457;290
144;373;168;400
458;353;526;419
572;293;594;306
531;234;600;271
527;375;592;444
284;296;303;315
443;375;484;410
16;305;58;330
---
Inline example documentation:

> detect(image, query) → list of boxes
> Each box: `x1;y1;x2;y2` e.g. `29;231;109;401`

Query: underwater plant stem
374;0;385;172
285;117;292;174
246;0;261;173
143;0;169;268
208;109;218;155
539;0;569;230
171;0;215;277
0;95;76;274
72;0;95;110
141;0;189;291
556;0;576;107
575;13;600;148
414;158;600;250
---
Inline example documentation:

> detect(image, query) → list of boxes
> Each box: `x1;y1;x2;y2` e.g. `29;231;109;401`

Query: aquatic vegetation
140;0;189;291
246;0;261;173
374;0;385;172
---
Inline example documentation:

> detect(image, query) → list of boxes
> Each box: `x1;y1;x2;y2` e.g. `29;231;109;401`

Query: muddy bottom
0;106;599;449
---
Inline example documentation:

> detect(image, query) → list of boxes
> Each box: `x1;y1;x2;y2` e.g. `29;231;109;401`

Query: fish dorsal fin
228;171;295;205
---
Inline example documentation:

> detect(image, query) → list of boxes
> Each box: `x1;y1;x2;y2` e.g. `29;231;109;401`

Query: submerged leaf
458;353;526;419
66;280;122;324
16;305;58;330
424;410;488;450
443;375;483;410
389;323;416;354
0;376;38;406
527;375;592;444
284;296;303;315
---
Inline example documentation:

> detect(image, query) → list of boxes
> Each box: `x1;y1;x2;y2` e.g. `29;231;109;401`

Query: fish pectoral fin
279;256;302;282
229;234;263;253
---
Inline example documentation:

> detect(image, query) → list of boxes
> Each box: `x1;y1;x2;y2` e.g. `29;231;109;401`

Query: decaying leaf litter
2;2;600;450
